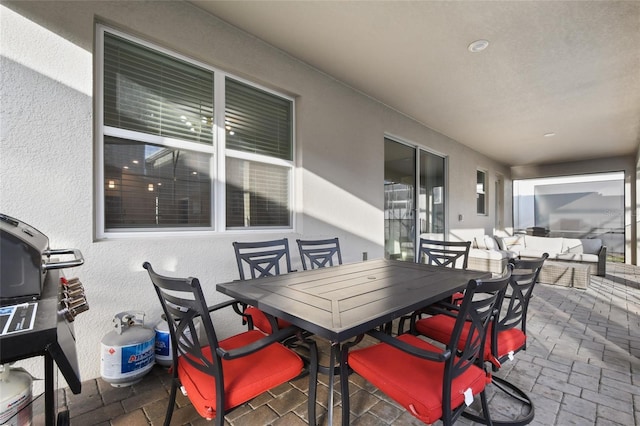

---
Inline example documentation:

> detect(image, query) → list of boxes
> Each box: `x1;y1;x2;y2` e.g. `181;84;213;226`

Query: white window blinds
104;33;214;145
98;28;294;234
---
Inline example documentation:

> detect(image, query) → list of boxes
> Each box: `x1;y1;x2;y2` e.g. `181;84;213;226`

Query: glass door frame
384;136;447;262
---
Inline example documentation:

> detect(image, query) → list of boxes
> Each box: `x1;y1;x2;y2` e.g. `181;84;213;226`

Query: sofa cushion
474;236;486;249
504;235;524;248
469;248;509;260
495;235;524;251
561;238;584;254
524;236;564;254
484;235;499;251
560;238;602;256
556;253;599;263
519;248;552;259
581;238;602;255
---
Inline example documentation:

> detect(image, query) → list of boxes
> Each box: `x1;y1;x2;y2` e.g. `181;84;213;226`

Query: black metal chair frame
418;238;471;269
341;270;511;426
296;237;343;270
232;238;296;332
463;254;548;426
143;262;318;426
494;253;549;361
233;238;295;280
395;238;472;335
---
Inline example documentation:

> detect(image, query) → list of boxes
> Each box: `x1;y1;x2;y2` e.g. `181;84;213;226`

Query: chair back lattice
296;238;342;270
143;262;220;381
441;268;511;414
233;238;294;280
497;253;549;338
418;238;471;269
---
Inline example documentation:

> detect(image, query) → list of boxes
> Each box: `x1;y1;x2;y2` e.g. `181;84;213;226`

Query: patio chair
296;237;342;270
396;237;472;334
492;253;549;360
418;238;471;269
340;269;511;425
143;262;318;426
232;238;295;334
414;253;548;425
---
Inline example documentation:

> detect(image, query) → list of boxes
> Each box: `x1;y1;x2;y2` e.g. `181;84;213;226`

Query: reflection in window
104;137;211;228
477;170;487;215
98;27;294;234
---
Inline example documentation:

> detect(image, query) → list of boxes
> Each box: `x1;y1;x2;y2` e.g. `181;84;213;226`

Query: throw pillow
484;235;498;251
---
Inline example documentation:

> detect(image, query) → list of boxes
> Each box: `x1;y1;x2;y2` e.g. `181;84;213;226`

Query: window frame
95;25;295;238
476;169;488;215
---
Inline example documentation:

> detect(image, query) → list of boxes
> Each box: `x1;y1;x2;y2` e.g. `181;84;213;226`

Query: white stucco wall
0;1;511;385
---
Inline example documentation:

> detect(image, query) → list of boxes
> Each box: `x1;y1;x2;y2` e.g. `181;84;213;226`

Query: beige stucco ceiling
190;1;640;167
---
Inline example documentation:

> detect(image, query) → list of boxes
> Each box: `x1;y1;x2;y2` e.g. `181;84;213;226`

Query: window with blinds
98;27;294;234
104;33;214;145
225;78;293;228
225;78;292;160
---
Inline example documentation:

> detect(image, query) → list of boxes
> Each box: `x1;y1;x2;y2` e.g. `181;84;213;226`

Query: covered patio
60;262;639;425
2;1;640;425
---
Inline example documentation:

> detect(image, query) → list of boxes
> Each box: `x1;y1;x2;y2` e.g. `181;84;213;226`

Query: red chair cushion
348;333;487;424
494;328;526;359
415;314;526;362
245;306;291;334
177;330;303;419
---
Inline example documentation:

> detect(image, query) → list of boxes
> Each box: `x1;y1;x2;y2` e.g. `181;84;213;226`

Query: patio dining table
216;258;490;425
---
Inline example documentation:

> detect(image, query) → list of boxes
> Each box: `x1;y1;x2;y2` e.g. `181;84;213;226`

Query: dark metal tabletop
217;258;490;341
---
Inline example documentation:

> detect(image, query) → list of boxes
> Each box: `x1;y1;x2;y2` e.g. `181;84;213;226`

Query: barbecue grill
0;213;84;305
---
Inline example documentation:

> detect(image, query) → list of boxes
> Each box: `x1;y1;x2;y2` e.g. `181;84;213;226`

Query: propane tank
154;315;172;368
100;312;155;387
154;314;200;368
0;364;32;426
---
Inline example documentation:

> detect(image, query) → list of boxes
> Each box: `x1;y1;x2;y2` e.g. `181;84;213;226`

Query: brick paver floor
59;262;639;425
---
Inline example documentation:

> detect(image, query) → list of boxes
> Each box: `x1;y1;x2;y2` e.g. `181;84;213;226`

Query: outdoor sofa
468;233;606;286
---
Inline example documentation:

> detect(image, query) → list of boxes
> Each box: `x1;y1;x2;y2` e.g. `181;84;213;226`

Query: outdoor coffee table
538;260;591;289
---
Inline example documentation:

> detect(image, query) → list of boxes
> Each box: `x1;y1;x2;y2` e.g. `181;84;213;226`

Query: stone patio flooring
57;262;639;425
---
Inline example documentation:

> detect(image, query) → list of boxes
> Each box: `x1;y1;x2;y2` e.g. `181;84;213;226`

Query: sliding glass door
384;138;446;261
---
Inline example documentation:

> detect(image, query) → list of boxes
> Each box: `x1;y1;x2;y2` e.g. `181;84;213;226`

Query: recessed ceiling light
544;132;556;137
468;39;489;53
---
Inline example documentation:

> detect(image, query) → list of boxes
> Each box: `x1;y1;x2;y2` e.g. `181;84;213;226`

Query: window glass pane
477;170;486;214
420;151;445;236
513;172;624;261
384;140;416;261
104;33;214;145
225;78;292;160
104;136;211;228
226;157;290;228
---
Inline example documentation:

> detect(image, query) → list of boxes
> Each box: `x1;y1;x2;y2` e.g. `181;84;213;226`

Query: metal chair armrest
216;326;300;360
366;329;451;362
207;299;241;313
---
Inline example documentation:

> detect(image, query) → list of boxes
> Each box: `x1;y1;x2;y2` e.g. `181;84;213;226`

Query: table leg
326;341;337;426
44;353;55;426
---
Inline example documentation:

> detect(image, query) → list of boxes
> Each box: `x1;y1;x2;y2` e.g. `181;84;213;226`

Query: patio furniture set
141;237;547;426
469;233;606;288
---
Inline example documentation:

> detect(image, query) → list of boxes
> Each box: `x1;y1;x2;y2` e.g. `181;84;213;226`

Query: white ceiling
191;1;640;167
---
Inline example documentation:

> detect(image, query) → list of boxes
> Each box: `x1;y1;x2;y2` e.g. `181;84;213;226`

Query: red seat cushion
415;315;526;362
245;306;291;334
348;334;487;424
176;330;303;420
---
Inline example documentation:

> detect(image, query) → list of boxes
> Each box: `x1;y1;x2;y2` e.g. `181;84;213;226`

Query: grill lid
0;213;49;254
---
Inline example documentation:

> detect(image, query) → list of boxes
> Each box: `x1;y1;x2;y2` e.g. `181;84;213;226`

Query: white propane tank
154;315;172;368
154;314;200;368
0;364;32;426
100;312;155;387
